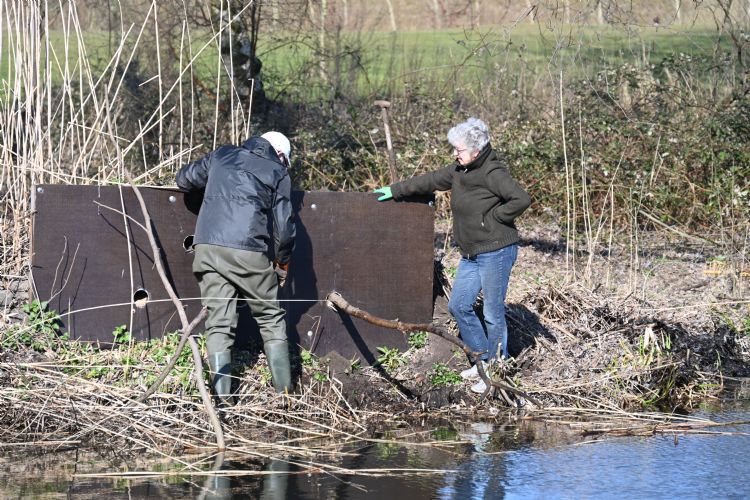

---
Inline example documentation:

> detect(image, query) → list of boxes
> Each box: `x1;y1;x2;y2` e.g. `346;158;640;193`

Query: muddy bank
309;221;749;413
314;281;749;414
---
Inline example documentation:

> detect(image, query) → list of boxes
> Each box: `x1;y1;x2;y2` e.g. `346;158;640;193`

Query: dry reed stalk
5;331;448;453
511;281;735;411
3;357;468;471
0;0;267;302
120;177;224;449
136;307;207;403
75;465;455;480
560;70;573;276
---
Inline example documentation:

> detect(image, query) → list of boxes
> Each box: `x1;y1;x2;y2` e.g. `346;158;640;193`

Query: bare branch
325;291;541;407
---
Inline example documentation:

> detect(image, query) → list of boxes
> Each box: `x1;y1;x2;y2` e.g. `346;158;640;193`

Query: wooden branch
325;291;541;407
125;179;225;450
127;183;189;327
136;307;207;403
94;101;225;448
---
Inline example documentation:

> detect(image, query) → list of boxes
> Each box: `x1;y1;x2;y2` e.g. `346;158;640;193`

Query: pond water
2;400;749;499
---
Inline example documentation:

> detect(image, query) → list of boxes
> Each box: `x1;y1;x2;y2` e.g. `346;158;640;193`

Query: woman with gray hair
374;117;530;393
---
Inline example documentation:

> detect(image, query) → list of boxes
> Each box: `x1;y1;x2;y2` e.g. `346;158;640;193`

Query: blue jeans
448;244;518;361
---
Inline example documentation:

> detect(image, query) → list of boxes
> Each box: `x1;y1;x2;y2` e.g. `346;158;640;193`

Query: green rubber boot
208;350;233;406
264;340;292;393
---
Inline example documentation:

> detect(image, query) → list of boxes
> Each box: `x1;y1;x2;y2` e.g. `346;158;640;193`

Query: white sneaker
460;361;487;380
460;364;478;380
471;379;488;393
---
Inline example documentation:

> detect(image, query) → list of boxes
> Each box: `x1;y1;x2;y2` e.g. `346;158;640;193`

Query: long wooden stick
374;100;399;183
100;59;223;448
101;100;214;421
325;291;541;406
125;180;225;450
137;307;207;403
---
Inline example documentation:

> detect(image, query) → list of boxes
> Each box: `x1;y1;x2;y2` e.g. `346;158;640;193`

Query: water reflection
198;454;289;500
438;422;507;499
2;401;749;499
198;453;229;500
260;459;290;500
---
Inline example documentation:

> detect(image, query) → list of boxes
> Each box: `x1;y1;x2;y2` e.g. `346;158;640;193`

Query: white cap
261;131;291;166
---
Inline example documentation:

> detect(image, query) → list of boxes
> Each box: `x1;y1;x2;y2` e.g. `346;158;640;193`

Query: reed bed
509;282;744;411
2;277;746;461
0;354;411;460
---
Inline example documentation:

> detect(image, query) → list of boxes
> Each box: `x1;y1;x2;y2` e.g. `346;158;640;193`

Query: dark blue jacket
176;137;295;264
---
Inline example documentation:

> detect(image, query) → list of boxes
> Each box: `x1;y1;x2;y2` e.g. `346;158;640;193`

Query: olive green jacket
391;145;530;257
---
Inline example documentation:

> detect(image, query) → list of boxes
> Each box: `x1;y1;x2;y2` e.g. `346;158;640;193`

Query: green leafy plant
112;324;131;344
301;348;318;367
636;326;673;367
429;363;462;387
257;365;272;384
408;331;428;350
348;359;361;373
432;427;459;441
299;348;329;382
375;441;400;460
375;346;406;371
24;300;62;334
85;364;110;379
4;300;66;351
154;332;193;367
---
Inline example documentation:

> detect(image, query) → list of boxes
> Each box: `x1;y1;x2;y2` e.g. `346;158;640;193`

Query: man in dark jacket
374;118;530;393
176;132;295;399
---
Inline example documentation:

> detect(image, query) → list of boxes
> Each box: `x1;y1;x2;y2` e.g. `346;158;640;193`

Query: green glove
374;186;393;201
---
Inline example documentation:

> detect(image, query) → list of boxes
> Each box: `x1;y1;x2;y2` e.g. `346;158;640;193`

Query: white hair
447;117;490;153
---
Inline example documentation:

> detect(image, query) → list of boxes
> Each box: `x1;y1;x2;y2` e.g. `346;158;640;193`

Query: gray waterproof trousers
192;244;287;355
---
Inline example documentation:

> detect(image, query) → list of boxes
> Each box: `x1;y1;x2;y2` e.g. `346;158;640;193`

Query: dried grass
1;278;747;463
511;283;743;412
0;353;426;465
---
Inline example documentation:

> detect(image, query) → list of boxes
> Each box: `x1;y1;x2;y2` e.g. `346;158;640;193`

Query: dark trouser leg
213;246;292;393
193;244;238;402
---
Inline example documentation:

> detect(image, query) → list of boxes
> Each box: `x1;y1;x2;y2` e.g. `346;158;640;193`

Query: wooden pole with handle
374;100;399;183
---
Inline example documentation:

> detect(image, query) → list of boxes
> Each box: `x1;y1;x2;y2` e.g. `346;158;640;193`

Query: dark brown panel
30;186;434;363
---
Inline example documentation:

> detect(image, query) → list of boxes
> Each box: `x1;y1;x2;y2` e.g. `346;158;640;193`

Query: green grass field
255;25;733;100
1;24;734;101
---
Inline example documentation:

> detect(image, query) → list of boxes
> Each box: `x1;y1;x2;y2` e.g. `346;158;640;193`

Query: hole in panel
183;235;195;253
133;288;150;309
